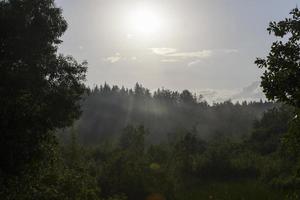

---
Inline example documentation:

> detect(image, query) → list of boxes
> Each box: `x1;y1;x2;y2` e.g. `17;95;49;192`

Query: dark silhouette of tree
0;0;87;176
255;8;300;108
255;7;300;188
179;90;196;104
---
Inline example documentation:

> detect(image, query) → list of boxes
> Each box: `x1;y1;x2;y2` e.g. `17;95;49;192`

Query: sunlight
128;5;163;36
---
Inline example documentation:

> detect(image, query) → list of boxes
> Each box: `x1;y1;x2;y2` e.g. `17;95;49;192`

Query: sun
128;6;163;36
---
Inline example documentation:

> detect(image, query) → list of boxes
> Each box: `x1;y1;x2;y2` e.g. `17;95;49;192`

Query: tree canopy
0;0;87;175
255;8;300;108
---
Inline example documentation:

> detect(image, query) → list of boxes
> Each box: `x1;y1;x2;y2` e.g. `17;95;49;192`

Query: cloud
131;56;137;61
103;53;121;63
199;89;237;103
150;48;238;65
167;50;212;59
231;81;266;101
188;59;202;66
161;59;179;63
199;81;266;104
104;48;237;65
151;48;237;59
103;53;138;63
150;48;212;64
150;48;177;55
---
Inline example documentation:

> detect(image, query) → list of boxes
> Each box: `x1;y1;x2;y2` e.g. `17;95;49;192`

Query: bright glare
128;6;163;36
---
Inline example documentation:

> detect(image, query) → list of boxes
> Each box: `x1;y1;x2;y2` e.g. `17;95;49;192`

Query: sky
55;0;298;103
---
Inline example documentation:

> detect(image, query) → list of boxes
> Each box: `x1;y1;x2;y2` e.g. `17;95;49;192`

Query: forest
1;0;300;200
67;83;275;144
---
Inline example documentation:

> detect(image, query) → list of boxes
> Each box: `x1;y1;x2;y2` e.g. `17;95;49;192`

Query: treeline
69;83;274;144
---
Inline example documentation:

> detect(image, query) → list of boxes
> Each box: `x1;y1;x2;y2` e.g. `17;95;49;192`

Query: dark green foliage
171;132;206;183
0;0;87;176
255;7;300;190
56;128;100;200
95;126;171;200
178;180;289;200
0;131;100;200
85;123;299;199
95;126;146;199
272;113;300;189
255;8;300;108
282;112;300;160
249;106;293;155
86;126;177;200
0;0;90;199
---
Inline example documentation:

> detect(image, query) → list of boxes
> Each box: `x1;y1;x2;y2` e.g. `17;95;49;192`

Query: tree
255;8;300;108
0;0;87;177
249;106;293;155
255;7;300;188
180;90;196;104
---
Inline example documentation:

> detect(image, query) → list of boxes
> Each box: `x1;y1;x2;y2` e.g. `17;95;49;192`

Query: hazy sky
55;0;298;102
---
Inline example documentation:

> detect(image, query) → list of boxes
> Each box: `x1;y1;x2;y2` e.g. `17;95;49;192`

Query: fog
64;83;275;145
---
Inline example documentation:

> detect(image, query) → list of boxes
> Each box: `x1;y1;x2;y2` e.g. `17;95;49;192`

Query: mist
65;83;275;145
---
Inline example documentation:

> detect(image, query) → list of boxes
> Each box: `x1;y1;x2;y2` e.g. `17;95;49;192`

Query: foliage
0;0;87;177
83;123;299;200
0;0;89;199
249;105;293;154
255;7;300;191
0;131;100;200
255;8;300;108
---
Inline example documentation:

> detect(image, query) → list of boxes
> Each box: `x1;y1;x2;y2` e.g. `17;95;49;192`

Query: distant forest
65;83;274;144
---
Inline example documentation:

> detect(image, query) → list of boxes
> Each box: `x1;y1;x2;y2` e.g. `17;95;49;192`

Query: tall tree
255;8;300;108
255;8;300;186
0;0;87;176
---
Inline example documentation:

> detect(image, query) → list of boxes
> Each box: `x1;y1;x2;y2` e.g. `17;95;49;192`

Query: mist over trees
1;0;300;200
69;83;274;144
